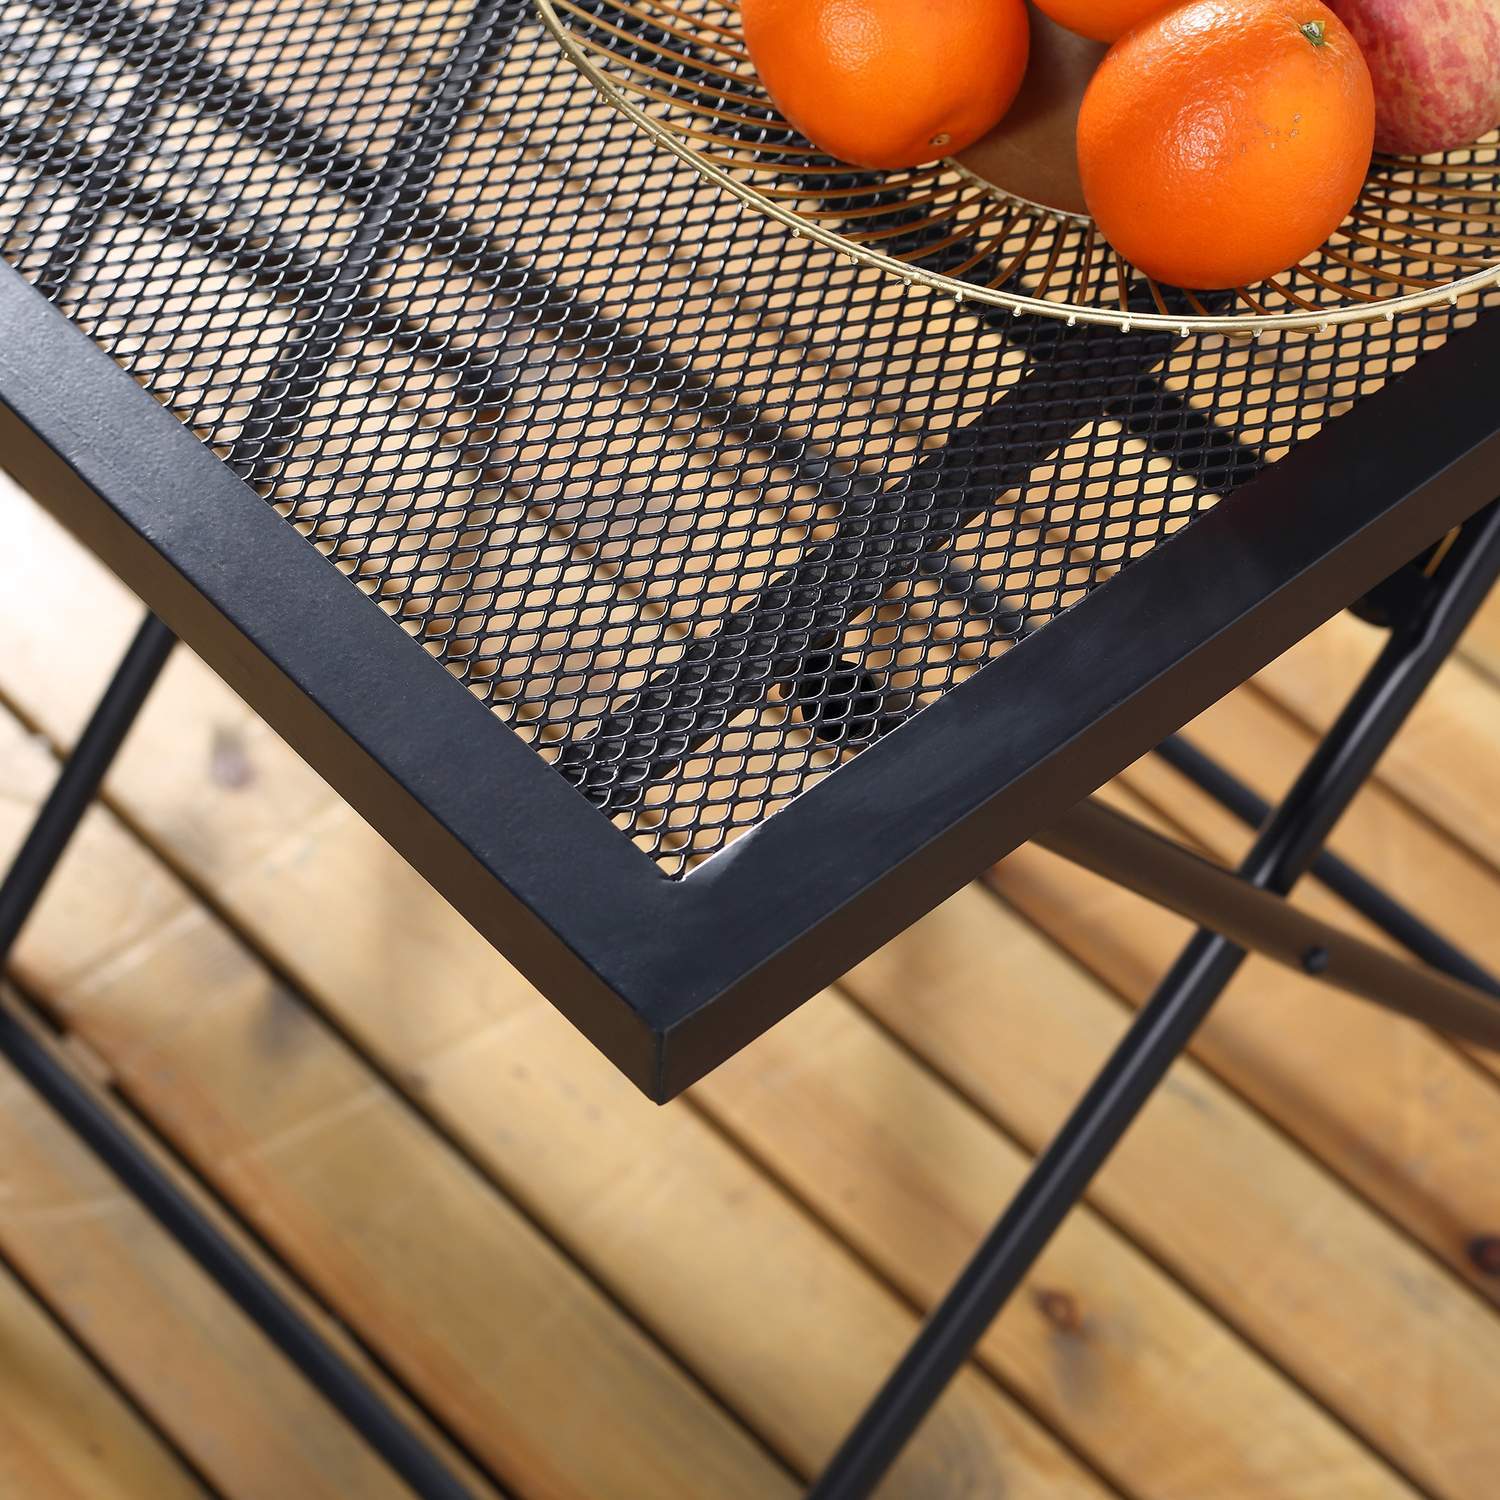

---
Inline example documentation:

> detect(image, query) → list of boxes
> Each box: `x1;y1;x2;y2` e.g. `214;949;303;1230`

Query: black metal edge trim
654;309;1500;1097
0;262;671;1093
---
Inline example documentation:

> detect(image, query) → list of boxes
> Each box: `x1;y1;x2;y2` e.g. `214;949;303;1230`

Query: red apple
1327;0;1500;154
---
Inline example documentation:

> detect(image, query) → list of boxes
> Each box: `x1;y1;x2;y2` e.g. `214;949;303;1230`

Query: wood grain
0;1252;208;1500
1012;683;1500;1307
701;988;1418;1500
0;1038;430;1500
1254;611;1500;887
75;677;1422;1497
0;742;793;1497
0;479;1430;1499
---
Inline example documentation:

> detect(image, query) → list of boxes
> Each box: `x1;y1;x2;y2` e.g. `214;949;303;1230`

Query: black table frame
6;270;1500;1100
6;260;1500;1496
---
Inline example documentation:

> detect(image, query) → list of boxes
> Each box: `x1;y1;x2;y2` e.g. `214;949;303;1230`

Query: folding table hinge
1350;528;1460;629
1350;558;1441;629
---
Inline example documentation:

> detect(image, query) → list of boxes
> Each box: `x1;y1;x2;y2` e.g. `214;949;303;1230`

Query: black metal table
3;3;1500;1496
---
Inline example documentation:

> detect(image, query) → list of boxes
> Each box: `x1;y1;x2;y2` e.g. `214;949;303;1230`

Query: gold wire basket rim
534;0;1500;337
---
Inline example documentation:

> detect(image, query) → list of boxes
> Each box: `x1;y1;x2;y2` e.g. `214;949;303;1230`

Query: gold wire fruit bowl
533;0;1500;336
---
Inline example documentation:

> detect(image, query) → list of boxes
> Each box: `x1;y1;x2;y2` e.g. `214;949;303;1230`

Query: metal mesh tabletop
0;0;1493;876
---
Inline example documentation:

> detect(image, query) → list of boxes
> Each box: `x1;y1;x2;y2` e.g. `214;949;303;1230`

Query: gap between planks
0;486;1122;1494
17;471;1500;1500
0;981;513;1500
0;1234;215;1500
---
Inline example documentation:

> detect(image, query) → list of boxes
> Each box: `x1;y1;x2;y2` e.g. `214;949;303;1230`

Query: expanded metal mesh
1;0;1492;874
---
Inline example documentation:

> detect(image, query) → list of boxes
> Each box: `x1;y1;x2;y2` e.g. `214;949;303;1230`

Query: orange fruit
742;0;1030;170
1033;0;1174;43
1077;0;1375;288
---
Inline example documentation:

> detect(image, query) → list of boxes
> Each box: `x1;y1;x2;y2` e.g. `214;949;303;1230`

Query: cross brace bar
1038;796;1500;1052
1155;732;1500;1001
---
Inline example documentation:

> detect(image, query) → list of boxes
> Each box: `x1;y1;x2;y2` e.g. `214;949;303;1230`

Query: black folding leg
12;583;1500;1500
0;614;476;1500
0;615;176;952
810;499;1500;1500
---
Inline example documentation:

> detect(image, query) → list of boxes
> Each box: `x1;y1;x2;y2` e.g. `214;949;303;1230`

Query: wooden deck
4;464;1500;1499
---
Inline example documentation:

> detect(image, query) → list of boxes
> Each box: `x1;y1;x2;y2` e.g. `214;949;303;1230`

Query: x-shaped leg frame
812;497;1500;1497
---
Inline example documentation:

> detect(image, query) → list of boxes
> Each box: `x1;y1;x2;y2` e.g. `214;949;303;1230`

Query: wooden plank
698;989;1417;1500
1125;675;1500;1007
1458;586;1500;685
0;1251;209;1500
1253;610;1500;883
5;414;1494;1500
344;958;1109;1497
841;881;1500;1500
0;1040;438;1500
0;748;794;1498
989;686;1500;1308
5;483;1494;1500
0;450;1452;1500
0;489;1110;1498
0;484;340;890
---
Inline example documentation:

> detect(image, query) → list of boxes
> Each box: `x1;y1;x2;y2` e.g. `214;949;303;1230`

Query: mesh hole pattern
1;0;1492;874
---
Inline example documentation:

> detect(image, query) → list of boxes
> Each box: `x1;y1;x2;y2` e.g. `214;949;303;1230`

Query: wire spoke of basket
1078;224;1102;300
1262;275;1324;312
840;187;994;244
1025;225;1072;300
573;34;767;112
941;206;1033;278
1359;188;1500;228
793;178;976;221
1383;162;1500;182
581;47;802;133
1300;264;1391;303
641;0;748;44
888;193;1019;263
1227;284;1268;319
649;111;831;158
1145;276;1176;316
1184;289;1257;336
1365;171;1500;202
551;0;753;81
982;215;1047;290
1318;243;1448;291
1343;223;1497;268
1374;150;1500;173
679;148;852;176
759;170;944;201
586;45;766;111
1348;207;1500;253
595;0;751;59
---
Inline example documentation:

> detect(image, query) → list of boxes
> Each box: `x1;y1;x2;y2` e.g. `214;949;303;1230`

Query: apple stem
1299;19;1327;46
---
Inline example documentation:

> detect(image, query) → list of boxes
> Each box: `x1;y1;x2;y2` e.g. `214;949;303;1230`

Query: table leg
0;613;477;1500
809;497;1500;1500
0;615;175;956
